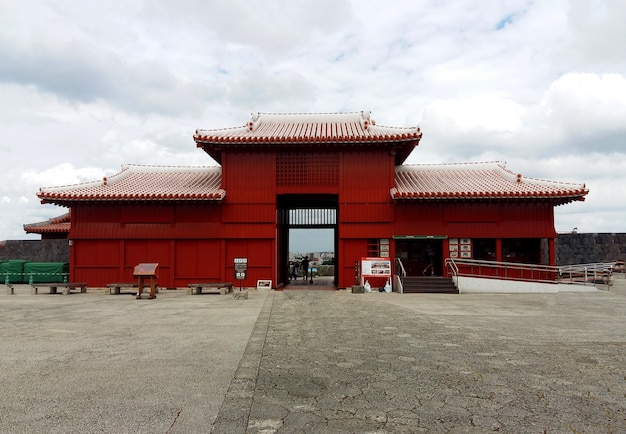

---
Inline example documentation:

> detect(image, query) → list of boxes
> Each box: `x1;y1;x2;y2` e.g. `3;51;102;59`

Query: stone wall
0;240;69;263
556;233;626;265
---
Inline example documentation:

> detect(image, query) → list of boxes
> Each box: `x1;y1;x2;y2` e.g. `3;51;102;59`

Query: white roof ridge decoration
250;110;369;124
122;164;221;173
39;177;107;193
397;161;507;171
196;110;420;137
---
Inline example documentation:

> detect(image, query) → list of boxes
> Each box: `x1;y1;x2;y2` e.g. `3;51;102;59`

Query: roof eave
391;193;588;204
38;196;226;207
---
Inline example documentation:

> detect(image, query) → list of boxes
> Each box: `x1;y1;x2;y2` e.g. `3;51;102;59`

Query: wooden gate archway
277;194;338;287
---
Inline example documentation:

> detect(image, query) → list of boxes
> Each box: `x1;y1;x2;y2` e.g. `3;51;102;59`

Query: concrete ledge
233;290;248;299
351;285;364;293
457;276;599;293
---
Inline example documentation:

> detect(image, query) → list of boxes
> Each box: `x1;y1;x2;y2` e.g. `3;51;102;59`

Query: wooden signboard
133;263;159;277
133;263;159;300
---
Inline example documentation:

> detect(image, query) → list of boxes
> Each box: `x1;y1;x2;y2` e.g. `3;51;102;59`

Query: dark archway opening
277;194;338;288
395;238;444;277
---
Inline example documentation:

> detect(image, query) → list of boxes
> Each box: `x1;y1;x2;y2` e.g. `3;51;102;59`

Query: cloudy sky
1;0;625;252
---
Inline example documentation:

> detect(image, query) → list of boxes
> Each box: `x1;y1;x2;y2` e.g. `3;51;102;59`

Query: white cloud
424;96;525;137
565;0;626;69
21;163;108;189
0;0;625;242
540;73;626;138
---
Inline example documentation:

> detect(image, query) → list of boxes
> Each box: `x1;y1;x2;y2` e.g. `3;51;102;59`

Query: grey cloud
0;41;114;103
0;37;217;116
140;0;353;57
227;69;317;110
1;0;626;238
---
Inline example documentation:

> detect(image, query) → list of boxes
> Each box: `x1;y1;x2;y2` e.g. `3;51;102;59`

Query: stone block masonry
556;233;626;265
0;239;69;262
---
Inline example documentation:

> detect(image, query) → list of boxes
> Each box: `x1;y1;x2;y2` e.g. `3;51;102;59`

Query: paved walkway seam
211;290;275;433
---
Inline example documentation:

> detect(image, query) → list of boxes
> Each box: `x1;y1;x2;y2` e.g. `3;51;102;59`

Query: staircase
401;276;458;294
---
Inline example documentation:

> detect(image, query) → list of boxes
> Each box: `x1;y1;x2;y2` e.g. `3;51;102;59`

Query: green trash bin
0;260;30;284
23;262;69;283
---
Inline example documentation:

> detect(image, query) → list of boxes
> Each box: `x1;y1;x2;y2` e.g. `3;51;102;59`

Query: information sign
360;257;392;276
234;257;248;271
234;258;248;281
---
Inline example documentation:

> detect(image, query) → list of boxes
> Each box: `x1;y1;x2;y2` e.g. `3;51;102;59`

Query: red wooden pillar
548;237;556;267
69;239;75;282
442;238;449;276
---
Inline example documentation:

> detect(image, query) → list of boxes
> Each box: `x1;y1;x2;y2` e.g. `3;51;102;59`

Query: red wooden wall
394;202;556;238
335;150;396;287
65;146;559;289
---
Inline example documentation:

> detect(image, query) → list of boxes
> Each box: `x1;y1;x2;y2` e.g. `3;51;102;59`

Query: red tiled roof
194;111;422;164
37;165;225;205
23;212;71;234
392;162;588;205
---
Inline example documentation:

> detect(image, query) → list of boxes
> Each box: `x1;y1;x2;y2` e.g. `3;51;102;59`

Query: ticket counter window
502;239;540;263
473;239;496;260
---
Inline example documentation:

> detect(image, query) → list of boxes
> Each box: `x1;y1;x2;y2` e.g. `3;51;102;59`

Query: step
401;276;458;294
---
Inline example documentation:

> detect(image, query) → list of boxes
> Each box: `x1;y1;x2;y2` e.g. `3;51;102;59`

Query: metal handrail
394;257;407;278
445;258;458;278
444;258;615;286
557;262;615;286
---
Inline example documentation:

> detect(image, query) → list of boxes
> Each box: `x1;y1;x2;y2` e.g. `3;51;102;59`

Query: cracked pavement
1;277;624;433
213;280;626;433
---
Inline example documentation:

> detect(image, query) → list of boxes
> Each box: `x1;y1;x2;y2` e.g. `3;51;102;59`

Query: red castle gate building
35;111;588;289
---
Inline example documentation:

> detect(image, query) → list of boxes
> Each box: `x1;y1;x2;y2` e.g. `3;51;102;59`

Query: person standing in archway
301;256;310;280
423;244;435;276
290;261;298;281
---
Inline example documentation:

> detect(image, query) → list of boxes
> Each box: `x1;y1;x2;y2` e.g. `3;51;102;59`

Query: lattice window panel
276;152;339;186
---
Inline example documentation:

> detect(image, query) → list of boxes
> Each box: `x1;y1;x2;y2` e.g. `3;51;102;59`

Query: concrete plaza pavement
0;286;268;433
1;277;625;433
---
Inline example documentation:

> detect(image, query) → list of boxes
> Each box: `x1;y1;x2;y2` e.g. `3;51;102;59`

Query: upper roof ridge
397;161;506;170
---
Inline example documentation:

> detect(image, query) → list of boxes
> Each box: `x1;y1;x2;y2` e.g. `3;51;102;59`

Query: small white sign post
234;257;248;291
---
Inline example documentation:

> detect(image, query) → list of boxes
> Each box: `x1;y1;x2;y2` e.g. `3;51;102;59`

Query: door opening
288;228;335;284
277;194;338;288
395;238;444;277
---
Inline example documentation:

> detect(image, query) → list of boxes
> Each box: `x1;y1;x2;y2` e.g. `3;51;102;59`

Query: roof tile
194;111;421;144
37;165;225;204
392;162;588;204
23;212;71;234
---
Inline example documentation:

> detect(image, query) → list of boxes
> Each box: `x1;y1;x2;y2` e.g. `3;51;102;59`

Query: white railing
557;262;615;286
444;258;615;287
394;257;407;278
393;258;407;293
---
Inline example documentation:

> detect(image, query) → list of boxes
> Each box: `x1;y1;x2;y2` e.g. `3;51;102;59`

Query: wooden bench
31;282;87;295
187;282;234;295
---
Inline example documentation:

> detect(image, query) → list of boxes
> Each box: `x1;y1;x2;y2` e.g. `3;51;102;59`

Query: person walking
301;256;310;280
290;261;298;281
423;244;436;276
